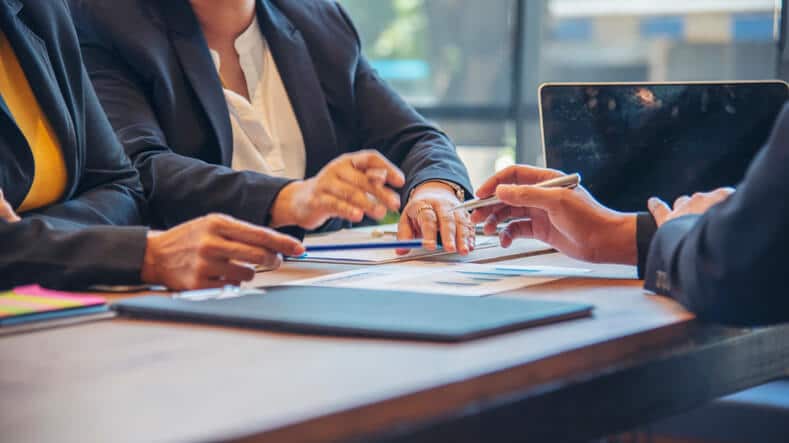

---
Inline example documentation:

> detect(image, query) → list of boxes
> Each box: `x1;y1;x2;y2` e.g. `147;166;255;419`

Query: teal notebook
113;286;593;342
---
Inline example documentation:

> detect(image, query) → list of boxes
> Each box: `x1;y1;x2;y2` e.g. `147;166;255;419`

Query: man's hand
270;150;405;230
648;188;735;227
470;165;638;265
397;181;474;255
141;214;305;290
0;189;20;223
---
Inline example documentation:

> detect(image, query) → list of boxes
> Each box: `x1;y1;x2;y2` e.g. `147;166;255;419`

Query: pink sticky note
12;285;106;305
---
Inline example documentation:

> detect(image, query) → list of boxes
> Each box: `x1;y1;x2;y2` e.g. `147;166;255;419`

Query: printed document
287;262;591;297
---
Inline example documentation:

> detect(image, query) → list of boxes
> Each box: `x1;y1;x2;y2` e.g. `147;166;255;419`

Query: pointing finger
495;184;566;211
476;165;564;198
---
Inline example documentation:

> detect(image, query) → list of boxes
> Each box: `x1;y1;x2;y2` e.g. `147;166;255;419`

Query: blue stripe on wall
640;16;684;40
732;13;774;42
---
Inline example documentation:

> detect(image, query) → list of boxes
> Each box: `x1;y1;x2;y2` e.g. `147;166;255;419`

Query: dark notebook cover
112;286;593;342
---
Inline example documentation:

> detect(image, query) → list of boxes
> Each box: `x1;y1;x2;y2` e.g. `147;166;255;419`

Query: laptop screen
540;82;788;212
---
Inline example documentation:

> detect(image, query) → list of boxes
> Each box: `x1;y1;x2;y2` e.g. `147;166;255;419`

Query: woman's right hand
141;214;305;290
269;150;405;230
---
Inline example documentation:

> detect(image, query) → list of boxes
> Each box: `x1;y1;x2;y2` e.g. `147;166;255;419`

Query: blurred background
339;0;783;188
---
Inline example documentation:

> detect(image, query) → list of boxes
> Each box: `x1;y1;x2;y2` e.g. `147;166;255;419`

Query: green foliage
380;210;401;225
339;0;427;59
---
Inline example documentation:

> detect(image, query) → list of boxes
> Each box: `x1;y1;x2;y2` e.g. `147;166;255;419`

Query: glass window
540;0;781;86
340;0;782;172
339;0;517;107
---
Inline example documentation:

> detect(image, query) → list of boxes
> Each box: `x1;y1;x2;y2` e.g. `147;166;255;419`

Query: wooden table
2;250;789;443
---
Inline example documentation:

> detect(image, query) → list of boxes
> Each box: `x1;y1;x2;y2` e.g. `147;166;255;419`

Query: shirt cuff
636;212;658;279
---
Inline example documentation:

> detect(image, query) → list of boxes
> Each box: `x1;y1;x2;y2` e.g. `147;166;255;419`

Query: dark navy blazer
0;0;148;289
639;104;789;325
71;0;472;230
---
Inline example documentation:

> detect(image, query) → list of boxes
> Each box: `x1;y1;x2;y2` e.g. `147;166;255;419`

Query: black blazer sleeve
335;3;473;201
72;8;294;229
642;105;789;325
0;0;149;289
7;69;151;288
0;220;147;290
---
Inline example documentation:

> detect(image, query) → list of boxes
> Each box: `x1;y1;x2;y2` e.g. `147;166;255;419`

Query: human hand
396;181;474;255
270;150;405;230
470;165;638;265
141;214;305;290
648;188;735;227
0;189;20;223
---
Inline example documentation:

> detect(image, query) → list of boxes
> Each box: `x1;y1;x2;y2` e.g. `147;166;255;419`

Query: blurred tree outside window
341;0;513;106
340;0;517;187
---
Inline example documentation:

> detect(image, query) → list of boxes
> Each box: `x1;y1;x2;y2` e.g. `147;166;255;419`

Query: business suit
638;104;789;325
71;0;473;231
0;0;148;289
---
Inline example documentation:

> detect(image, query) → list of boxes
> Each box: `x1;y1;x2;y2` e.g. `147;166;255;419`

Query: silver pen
452;173;581;212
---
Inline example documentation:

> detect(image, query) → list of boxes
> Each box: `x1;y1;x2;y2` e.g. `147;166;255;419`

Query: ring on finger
416;205;435;218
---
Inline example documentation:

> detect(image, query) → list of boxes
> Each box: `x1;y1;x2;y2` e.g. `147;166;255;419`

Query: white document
291;225;499;265
286;262;591;297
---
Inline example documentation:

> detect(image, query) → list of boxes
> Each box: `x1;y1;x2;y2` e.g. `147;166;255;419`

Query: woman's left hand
397;182;474;256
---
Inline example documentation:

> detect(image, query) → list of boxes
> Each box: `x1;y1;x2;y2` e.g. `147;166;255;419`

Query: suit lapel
160;1;233;165
0;0;79;201
256;0;339;178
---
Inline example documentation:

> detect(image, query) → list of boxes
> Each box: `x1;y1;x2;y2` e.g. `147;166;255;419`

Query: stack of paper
287;262;591;297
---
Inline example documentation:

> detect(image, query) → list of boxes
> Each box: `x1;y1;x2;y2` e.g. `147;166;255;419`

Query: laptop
539;81;789;212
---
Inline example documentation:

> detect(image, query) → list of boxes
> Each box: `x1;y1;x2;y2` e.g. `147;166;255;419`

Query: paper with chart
291;225;499;265
287;262;591;297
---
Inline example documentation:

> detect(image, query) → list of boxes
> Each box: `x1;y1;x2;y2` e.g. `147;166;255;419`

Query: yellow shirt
0;29;67;212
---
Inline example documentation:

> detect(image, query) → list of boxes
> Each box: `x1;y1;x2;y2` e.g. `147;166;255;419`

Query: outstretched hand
471;165;638;265
270;150;405;230
142;214;304;290
397;181;474;256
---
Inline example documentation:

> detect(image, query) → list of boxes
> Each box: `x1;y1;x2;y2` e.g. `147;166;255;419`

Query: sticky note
0;286;105;319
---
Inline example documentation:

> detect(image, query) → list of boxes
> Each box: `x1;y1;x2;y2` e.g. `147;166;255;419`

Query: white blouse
209;16;306;179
